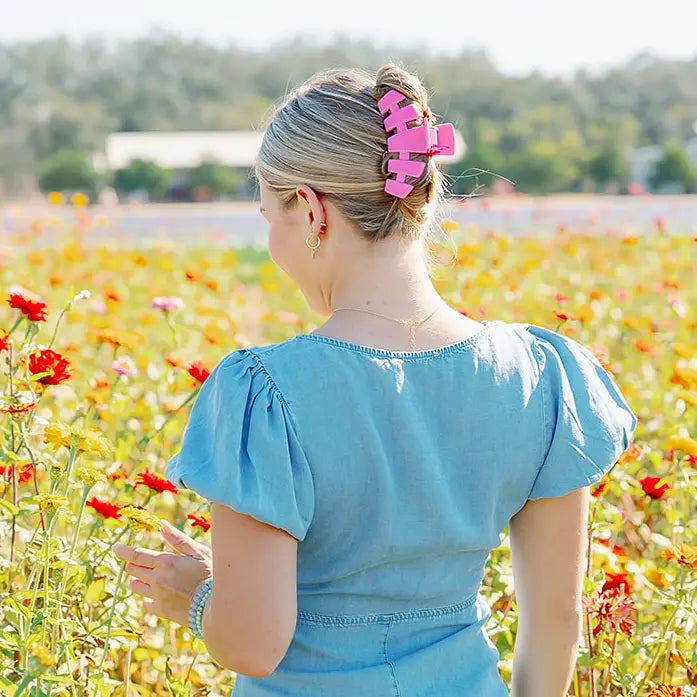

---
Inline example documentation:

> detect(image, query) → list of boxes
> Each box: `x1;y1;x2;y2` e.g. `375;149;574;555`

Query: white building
629;136;697;193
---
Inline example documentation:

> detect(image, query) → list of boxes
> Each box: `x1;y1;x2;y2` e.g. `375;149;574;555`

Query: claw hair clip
377;89;456;199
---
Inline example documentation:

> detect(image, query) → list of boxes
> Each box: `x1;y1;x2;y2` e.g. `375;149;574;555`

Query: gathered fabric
165;319;638;696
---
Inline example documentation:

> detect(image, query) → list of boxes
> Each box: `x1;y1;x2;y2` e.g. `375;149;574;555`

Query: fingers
129;577;156;599
160;520;208;558
113;543;175;568
125;561;159;585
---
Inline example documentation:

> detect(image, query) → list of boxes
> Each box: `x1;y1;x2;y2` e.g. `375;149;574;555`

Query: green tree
187;160;242;199
113;159;171;200
587;142;630;190
649;142;697;193
506;143;580;194
37;149;101;199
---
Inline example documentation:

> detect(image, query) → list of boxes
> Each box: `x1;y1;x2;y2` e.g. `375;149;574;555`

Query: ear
296;186;325;232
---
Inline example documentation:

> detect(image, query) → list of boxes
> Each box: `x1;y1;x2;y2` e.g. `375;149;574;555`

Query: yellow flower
76;465;107;486
441;219;459;232
119;505;162;533
676;389;697;407
43;422;73;450
665;435;697;457
47;192;64;206
644;566;670;589
673;341;696;359
33;494;70;514
70;192;89;207
43;422;111;457
660;543;697;568
30;642;56;668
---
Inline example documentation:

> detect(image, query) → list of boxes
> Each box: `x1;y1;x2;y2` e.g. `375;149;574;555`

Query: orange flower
0;400;38;414
0;329;9;352
661;543;697;568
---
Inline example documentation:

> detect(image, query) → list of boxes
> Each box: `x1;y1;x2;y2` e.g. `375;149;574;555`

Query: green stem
61;446;78;496
96;527;136;675
635;566;688;694
51;486;91;650
7;315;24;336
11;673;34;697
137;389;198;448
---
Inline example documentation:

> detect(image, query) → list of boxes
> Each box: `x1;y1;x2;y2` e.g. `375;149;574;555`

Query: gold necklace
331;305;441;351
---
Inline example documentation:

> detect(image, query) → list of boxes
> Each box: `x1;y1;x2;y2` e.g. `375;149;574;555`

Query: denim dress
165;319;638;697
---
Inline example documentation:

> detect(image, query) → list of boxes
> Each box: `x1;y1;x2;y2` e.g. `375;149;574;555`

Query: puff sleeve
525;324;638;500
164;349;315;542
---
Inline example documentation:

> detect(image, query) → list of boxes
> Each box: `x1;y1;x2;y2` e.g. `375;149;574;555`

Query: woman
114;64;638;696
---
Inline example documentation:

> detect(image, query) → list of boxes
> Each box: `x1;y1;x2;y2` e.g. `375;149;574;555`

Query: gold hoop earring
305;233;321;259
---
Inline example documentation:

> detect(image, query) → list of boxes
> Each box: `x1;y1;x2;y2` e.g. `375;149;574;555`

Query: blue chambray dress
164;318;638;697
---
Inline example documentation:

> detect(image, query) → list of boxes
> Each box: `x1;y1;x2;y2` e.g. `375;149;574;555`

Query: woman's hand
113;519;213;628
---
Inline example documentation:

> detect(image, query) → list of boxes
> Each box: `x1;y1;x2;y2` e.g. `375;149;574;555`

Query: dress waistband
296;591;481;626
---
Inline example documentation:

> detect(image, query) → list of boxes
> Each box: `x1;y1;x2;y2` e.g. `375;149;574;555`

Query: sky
2;0;697;78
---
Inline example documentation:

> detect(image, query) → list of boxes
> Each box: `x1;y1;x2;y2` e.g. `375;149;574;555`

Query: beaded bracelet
189;576;213;641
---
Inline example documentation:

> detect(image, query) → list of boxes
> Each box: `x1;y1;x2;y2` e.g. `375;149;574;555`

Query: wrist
189;576;213;640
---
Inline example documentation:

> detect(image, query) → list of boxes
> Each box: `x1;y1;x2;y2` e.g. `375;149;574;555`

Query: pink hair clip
377;89;456;199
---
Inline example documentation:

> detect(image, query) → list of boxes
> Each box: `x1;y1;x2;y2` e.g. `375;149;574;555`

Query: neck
326;236;442;316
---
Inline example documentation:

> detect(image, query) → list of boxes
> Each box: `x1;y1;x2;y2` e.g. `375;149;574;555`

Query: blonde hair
254;63;449;243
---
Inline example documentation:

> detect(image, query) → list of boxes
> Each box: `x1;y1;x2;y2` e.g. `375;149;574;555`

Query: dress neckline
294;320;496;360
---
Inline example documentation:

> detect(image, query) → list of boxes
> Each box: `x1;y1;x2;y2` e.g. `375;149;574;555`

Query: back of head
254;63;448;243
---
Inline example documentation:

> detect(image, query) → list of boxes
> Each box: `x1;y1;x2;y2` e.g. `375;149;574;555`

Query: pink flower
112;356;137;377
89;300;108;315
151;296;184;312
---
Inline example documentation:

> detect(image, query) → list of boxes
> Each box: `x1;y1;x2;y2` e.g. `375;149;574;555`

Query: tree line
1;33;697;199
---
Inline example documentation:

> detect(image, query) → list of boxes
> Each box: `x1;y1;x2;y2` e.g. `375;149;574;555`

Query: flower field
1;206;697;697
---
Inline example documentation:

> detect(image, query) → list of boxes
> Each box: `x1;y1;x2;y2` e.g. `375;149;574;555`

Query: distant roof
100;128;466;171
103;131;264;170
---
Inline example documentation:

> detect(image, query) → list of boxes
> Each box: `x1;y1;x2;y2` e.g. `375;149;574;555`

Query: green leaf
0;499;19;517
84;578;106;603
0;676;17;697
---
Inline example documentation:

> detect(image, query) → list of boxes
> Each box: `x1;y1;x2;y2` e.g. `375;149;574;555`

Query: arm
200;501;300;678
508;486;590;697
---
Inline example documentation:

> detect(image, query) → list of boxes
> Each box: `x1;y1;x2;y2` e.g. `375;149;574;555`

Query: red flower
553;310;575;321
7;293;48;322
86;496;122;519
27;348;72;385
640;475;670;499
602;570;633;595
597;538;629;558
0;329;9;352
133;470;179;494
582;586;636;637
187;360;211;384
591;475;610;498
188;512;211;532
648;684;682;697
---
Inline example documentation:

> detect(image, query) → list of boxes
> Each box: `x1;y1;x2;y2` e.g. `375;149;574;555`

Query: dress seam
296;592;479;625
243;347;317;534
384;617;401;697
526;330;550;499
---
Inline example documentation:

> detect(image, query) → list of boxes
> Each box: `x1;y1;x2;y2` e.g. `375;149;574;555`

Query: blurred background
2;0;697;235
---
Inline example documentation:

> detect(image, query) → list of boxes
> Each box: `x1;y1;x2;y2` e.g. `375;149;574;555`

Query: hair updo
254;63;448;243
